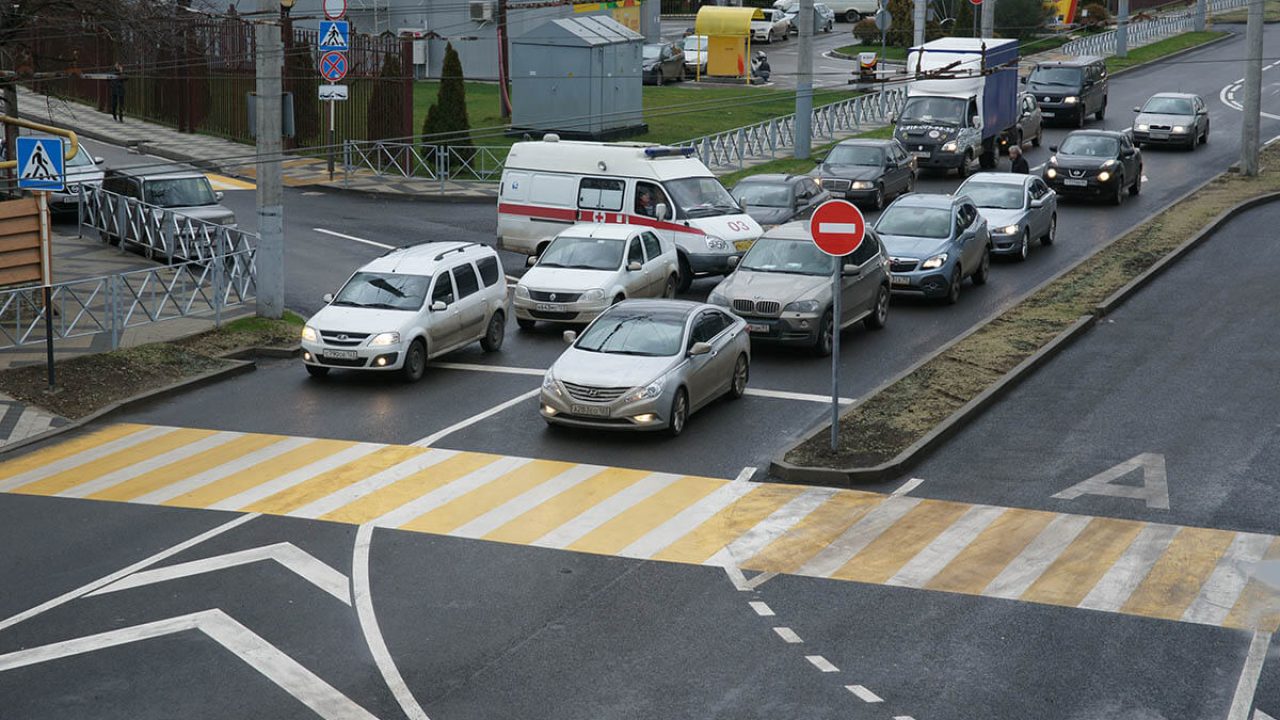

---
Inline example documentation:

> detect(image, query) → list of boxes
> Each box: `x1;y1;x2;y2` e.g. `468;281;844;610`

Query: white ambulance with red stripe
498;135;763;290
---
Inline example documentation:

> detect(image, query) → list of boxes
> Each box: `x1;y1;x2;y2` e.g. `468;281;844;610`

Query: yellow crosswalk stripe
14;428;217;497
925;507;1058;595
320;452;502;525
162;438;356;508
486;467;650;546
566;474;724;556
399;459;577;535
740;492;883;574
88;434;285;502
1122;527;1237;620
1020;517;1146;607
0;423;148;482
1226;537;1280;632
652;484;809;565
244;445;430;516
206;173;255;190
831;499;972;584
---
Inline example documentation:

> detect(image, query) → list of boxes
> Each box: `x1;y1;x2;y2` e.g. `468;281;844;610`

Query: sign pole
328;98;336;181
830;255;841;451
36;191;54;391
808;199;866;455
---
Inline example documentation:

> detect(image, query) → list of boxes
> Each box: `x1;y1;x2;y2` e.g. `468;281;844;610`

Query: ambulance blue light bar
643;146;697;158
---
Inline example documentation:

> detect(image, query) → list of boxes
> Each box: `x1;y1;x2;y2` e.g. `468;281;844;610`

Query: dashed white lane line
773;627;803;644
749;601;775;617
314;227;395;250
846;685;884;703
894;716;918;720
806;655;839;672
891;477;925;496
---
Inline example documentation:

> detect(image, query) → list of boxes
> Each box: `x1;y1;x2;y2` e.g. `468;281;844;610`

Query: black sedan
643;42;685;85
1043;130;1142;205
812;138;916;210
729;174;831;229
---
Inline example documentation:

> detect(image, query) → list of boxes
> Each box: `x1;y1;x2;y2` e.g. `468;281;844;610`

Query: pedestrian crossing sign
16;137;65;192
319;20;349;52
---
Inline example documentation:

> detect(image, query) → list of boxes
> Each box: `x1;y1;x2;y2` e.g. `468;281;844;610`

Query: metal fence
0;189;258;352
1062;0;1247;56
342;143;512;185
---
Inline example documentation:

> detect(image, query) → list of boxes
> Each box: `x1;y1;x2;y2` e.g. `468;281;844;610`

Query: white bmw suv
301;242;508;381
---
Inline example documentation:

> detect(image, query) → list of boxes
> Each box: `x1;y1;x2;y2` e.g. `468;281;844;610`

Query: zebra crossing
4;422;1279;633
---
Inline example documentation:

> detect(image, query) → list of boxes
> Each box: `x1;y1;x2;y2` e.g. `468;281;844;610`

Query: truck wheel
845;9;861;22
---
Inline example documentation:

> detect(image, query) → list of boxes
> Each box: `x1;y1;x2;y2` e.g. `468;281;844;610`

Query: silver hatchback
540;300;750;436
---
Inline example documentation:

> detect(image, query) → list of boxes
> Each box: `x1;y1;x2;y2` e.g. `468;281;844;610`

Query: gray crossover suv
708;222;890;355
875;193;991;305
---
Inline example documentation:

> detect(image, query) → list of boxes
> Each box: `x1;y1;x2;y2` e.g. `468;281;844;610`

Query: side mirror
431;300;448;312
1132;106;1141;113
215;191;225;201
1049;145;1058;153
1029;197;1044;208
842;263;861;276
563;330;577;344
1122;149;1135;158
94;156;105;165
655;202;670;221
888;113;898;123
727;255;740;268
971;115;982;128
688;341;712;356
627;261;643;271
1020;76;1027;84
322;292;335;304
526;255;538;267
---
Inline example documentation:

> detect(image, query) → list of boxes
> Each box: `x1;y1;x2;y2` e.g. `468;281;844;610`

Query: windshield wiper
537;262;566;268
330;300;363;307
361;302;404;310
566;264;610;269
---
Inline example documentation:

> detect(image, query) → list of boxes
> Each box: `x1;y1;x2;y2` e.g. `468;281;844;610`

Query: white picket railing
1062;0;1246;56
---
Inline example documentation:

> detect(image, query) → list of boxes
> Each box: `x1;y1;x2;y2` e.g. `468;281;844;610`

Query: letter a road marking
1053;453;1170;510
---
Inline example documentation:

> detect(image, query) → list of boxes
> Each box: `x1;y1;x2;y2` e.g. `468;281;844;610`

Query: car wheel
905;172;916;194
728;354;749;400
1017;228;1030;262
813;309;834;356
1042;214;1056;245
678;66;686;82
872;185;885;210
1129;169;1141;196
667;388;689;437
1032;127;1043;147
480;311;505;352
613;293;626;305
663;274;678;298
517;317;537;331
1111;175;1125;205
1202;122;1209;144
1095;101;1106;121
945;266;962;305
401;339;426;383
305;365;329;379
1076;109;1085;128
973;247;990;285
845;9;861;21
864;284;889;330
677;254;693;292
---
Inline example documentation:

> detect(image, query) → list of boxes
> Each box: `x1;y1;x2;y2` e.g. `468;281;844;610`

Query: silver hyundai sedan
540;300;750;436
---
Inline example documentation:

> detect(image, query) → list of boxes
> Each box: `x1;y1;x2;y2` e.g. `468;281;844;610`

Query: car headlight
369;332;400;347
1136;123;1149;131
921;253;947;270
1172;125;1187;133
851;180;874;190
1045;168;1057;179
705;236;729;251
514;284;531;298
1097;171;1111;182
580;288;606;302
997;224;1020;235
1102;159;1117;168
783;299;821;313
301;325;319;342
542;370;562;395
625;375;667;404
1064;96;1079;104
707;290;729;307
941;141;958;152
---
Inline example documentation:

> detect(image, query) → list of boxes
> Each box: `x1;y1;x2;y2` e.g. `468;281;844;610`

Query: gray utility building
510;16;645;139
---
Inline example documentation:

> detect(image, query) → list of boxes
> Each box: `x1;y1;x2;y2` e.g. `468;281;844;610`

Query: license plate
1150;132;1169;139
1042;111;1055;117
891;275;911;286
570;404;610;418
911;151;930;158
1064;178;1088;187
734;239;754;252
325;349;358;360
747;323;769;333
535;303;565;312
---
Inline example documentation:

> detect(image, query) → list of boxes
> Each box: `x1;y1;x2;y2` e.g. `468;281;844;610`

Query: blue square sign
16;137;65;192
319;20;349;52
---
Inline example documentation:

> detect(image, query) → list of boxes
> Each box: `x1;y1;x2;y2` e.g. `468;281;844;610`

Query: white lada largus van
497;135;763;291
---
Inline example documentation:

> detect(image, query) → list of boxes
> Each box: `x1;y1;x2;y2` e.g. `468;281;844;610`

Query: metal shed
510;16;646;140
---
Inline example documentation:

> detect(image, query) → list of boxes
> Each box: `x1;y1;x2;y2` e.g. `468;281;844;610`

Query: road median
772;143;1280;486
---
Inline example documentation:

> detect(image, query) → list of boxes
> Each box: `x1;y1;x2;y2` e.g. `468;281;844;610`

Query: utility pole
981;0;995;38
497;0;511;119
255;13;284;319
1115;0;1129;58
914;0;926;47
2;85;18;195
1195;0;1207;31
795;0;814;159
1241;0;1264;176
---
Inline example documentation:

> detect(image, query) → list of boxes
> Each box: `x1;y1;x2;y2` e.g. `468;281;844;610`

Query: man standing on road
1008;144;1029;174
109;64;126;123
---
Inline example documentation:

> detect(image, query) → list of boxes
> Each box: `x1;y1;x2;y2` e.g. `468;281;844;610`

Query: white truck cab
498;136;763;291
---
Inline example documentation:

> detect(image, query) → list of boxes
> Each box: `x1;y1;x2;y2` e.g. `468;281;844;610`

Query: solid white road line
88;542;352;605
795;496;922;578
209;443;385;511
745;387;857;404
620;480;758;559
449;464;604;539
1077;523;1179;612
773;627;803;643
290;449;461;520
432;362;545;377
0;609;379;720
314;227;395;250
1183;532;1274;626
749;601;775;616
369;455;530;529
887;505;1007;589
533;472;682;549
1228;631;1273;720
354;524;434;720
983;514;1093;600
60;431;244;498
132;437;314;505
0;425;176;491
891;477;925;497
0;513;257;633
412;388;541;447
807;655;839;672
846;685;884;702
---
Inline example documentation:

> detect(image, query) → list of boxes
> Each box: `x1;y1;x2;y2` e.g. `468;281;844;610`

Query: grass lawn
1214;0;1280;22
414;82;860;148
1106;30;1227;73
717;124;894;186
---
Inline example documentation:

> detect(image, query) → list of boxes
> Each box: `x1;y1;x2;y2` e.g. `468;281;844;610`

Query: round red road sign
809;199;866;257
324;0;348;19
969;0;982;6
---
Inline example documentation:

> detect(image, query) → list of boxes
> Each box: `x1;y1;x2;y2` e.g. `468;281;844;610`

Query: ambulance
497;136;763;290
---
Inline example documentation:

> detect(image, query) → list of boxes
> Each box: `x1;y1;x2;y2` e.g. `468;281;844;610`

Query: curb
768;171;1276;486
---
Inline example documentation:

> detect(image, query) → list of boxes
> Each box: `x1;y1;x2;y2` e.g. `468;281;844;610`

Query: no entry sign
809;200;866;257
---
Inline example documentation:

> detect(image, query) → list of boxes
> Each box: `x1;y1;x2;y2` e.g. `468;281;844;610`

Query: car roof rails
433;242;479;261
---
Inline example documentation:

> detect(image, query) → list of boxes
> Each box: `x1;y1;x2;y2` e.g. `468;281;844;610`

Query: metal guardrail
342;143;511;185
1062;0;1246;56
0;188;258;352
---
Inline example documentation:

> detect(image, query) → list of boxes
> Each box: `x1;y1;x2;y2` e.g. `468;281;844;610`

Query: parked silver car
956;173;1057;261
540;300;750;436
708;223;889;355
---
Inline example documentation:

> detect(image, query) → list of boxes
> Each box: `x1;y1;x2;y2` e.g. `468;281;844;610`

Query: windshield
826;144;883;166
1029;67;1082;86
65;144;94;167
732;183;791;208
666;177;740;218
740;238;832;275
575;311;686;356
332;272;430;311
682;36;708;52
144;177;217;207
959;182;1024;210
643;44;662;60
878;206;951;238
1058;135;1119;157
898;97;967;126
538;236;625;271
1142;97;1193;115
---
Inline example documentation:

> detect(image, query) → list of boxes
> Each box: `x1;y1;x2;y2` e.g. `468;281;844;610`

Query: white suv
513;224;680;330
301;242;508;381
